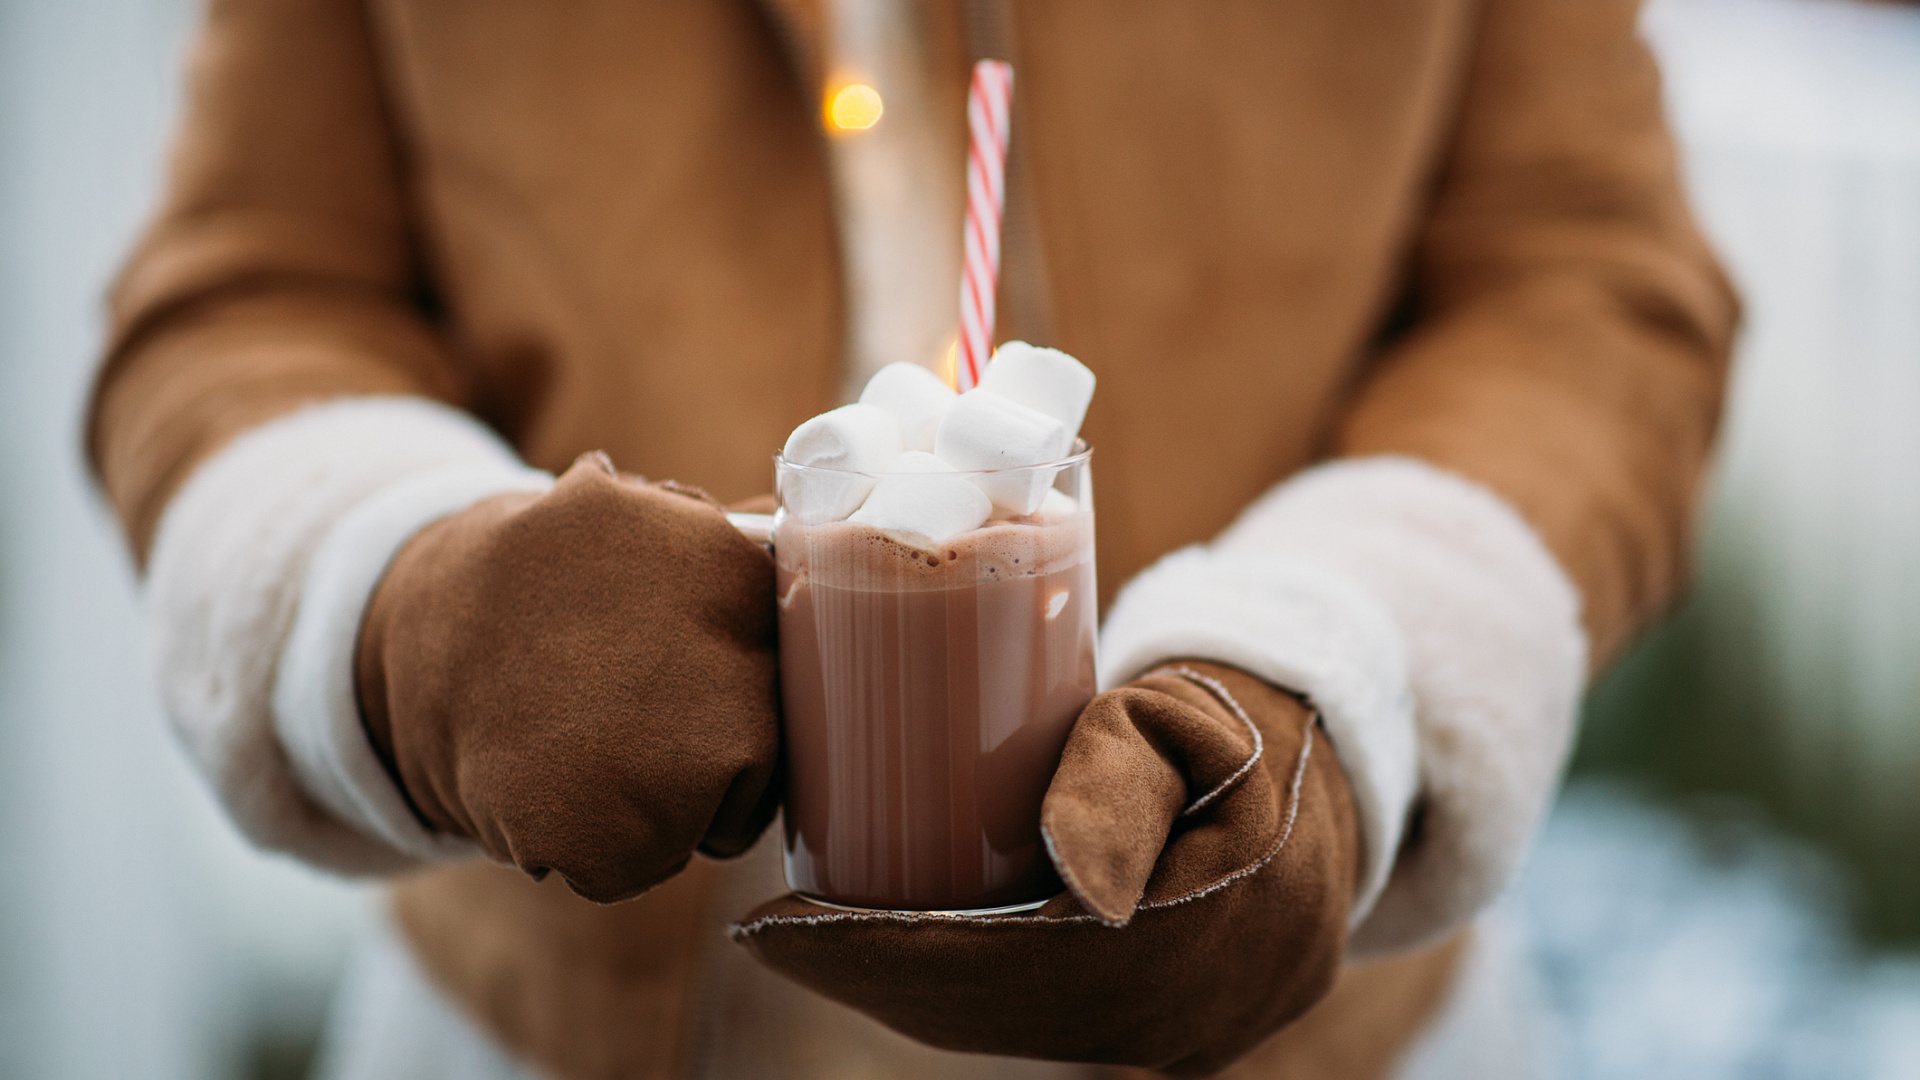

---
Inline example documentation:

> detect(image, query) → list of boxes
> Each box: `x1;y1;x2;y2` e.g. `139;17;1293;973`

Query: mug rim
774;439;1091;481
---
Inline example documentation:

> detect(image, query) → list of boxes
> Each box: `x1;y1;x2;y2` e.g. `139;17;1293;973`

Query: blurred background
0;0;1915;1076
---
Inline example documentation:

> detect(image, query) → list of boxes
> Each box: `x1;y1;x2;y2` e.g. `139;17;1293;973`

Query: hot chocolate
771;343;1099;911
775;505;1096;911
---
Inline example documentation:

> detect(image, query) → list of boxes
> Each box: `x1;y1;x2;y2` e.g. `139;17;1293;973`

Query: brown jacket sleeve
1335;0;1738;666
87;0;465;563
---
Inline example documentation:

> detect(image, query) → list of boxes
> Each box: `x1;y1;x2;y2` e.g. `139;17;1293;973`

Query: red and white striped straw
955;59;1013;392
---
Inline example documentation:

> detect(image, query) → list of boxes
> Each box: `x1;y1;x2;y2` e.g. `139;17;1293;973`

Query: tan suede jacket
89;0;1734;1077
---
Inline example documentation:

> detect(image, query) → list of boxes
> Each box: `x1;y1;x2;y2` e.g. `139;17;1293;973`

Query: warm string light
824;82;884;133
939;337;960;391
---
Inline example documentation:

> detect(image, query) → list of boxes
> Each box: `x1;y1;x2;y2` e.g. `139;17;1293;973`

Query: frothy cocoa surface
775;509;1089;593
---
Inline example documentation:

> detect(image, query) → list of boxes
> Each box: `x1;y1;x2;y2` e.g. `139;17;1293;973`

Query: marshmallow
781;403;904;521
1037;488;1079;519
849;452;993;544
979;342;1096;440
934;390;1072;515
884;450;956;475
859;362;956;452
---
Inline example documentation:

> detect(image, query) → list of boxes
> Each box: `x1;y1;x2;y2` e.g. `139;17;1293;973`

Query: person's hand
355;452;780;902
732;662;1360;1076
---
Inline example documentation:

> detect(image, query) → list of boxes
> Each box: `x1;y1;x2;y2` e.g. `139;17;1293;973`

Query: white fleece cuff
1218;458;1588;956
1099;457;1589;949
145;396;540;874
273;463;553;863
1100;548;1419;925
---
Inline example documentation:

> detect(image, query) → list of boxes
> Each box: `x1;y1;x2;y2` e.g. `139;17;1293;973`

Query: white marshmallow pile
781;342;1095;543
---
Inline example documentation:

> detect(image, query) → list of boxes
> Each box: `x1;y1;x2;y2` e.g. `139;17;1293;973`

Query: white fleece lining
1217;457;1588;956
145;397;537;874
274;463;553;862
1100;547;1418;925
1098;456;1588;950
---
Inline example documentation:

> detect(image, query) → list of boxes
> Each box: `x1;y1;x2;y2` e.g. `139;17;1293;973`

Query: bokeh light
938;337;959;391
825;83;884;133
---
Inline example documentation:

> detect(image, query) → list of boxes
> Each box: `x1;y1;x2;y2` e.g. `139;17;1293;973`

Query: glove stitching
1039;664;1276;926
1154;665;1265;818
729;694;1320;938
1134;698;1314;916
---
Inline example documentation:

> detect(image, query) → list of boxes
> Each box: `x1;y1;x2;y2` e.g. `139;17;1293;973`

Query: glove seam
1136;664;1270;819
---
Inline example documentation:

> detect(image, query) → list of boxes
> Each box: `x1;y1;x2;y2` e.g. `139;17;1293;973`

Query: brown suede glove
356;453;781;903
733;662;1360;1076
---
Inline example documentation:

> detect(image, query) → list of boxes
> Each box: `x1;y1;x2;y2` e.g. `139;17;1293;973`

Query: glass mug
743;445;1097;913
